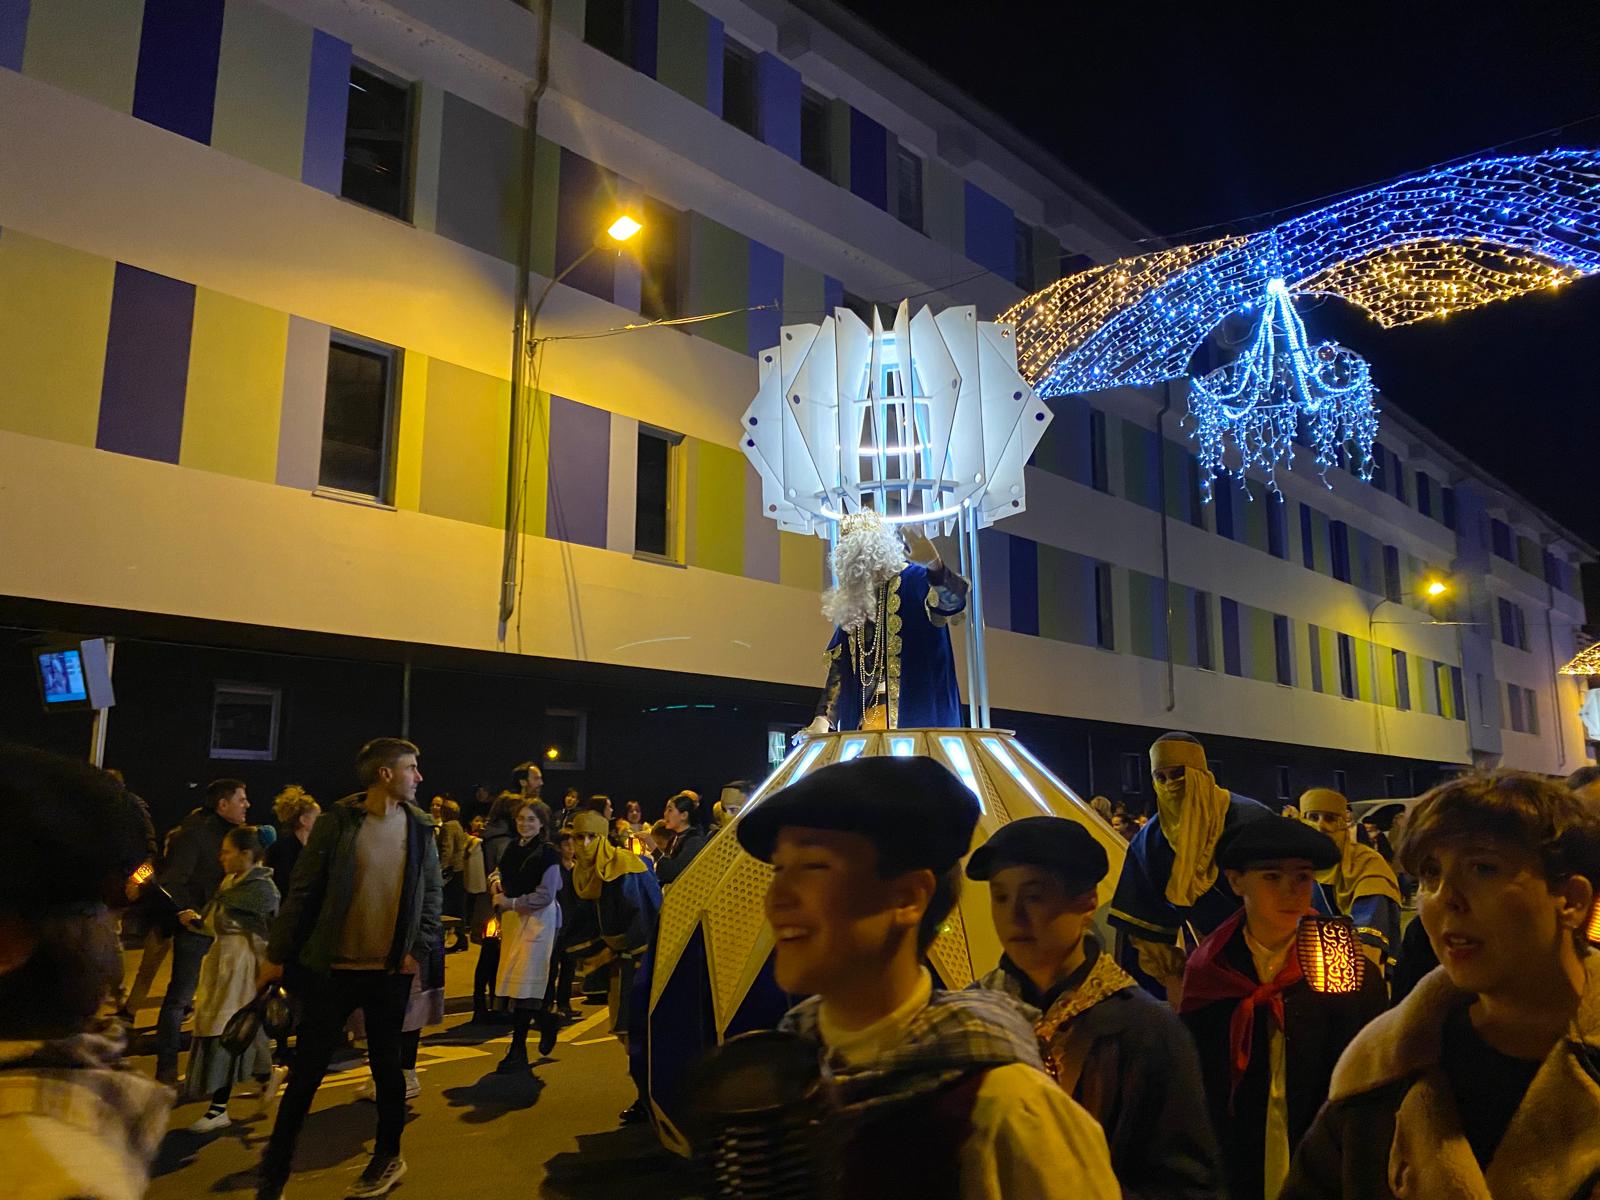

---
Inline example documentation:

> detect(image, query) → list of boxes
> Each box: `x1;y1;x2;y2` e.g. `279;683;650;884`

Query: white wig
822;522;906;628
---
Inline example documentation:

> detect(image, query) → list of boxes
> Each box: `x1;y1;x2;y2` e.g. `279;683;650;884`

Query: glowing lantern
1297;915;1364;994
130;862;154;886
483;915;500;940
1587;899;1600;947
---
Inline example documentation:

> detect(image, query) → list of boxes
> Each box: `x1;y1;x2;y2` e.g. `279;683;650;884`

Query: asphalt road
126;948;704;1199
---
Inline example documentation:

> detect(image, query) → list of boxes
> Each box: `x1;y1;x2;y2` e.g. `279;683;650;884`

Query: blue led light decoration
1187;279;1379;499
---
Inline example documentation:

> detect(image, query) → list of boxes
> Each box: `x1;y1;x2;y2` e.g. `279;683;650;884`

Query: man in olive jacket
255;738;441;1200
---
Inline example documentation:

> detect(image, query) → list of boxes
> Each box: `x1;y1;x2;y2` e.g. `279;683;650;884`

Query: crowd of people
1;731;1598;1200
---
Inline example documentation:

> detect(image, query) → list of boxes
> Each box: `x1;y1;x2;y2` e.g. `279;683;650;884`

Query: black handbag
219;982;295;1057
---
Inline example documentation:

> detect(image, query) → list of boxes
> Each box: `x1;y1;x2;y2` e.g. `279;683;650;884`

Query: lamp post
498;215;644;630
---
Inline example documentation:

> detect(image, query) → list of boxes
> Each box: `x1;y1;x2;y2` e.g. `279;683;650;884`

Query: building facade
0;0;1591;830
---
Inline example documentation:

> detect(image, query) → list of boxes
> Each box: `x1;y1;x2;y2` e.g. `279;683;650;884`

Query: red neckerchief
1177;907;1303;1107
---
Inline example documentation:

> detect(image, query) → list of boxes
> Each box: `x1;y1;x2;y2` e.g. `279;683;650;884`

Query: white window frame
209;683;282;762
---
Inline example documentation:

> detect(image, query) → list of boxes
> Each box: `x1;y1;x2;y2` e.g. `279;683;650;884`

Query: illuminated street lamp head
607;214;643;242
544;747;560;761
1424;579;1449;598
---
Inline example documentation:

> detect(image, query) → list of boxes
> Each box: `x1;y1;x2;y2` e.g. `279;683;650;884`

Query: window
1393;649;1411;711
584;0;634;64
1193;590;1213;671
1337;632;1357;699
1329;521;1351;583
541;709;587;771
1300;503;1316;570
1094;562;1115;650
800;87;831;176
1274;615;1293;686
1441;486;1457;530
894;144;924;232
1507;683;1525;732
1476;672;1490;726
1527;688;1540;735
1490;519;1514;561
1119;752;1142;795
1333;769;1348;795
638;198;681;322
1267;496;1288;559
1416;473;1433;518
1370;443;1388;493
1392;454;1407;504
319;336;399;500
1013;220;1035;291
210;684;281;762
1089;410;1109;493
635;425;682;560
721;38;758;136
1276;766;1292;801
1383;545;1402;604
1497;597;1530;650
342;62;414;220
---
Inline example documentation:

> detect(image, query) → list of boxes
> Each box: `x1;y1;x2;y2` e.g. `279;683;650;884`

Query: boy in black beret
1178;816;1386;1200
968;816;1223;1200
738;756;1118;1200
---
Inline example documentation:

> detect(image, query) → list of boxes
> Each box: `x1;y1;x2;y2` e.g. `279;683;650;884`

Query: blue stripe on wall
1009;536;1039;636
748;239;783;355
97;264;195;464
1220;597;1242;677
979;529;1012;633
704;15;724;116
0;0;28;73
963;183;1013;277
632;0;659;77
756;52;800;160
824;275;844;318
301;30;351;193
132;0;225;144
546;395;610;549
848;108;887;210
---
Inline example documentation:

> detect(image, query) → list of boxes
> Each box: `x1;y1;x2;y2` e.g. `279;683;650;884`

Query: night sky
847;0;1600;551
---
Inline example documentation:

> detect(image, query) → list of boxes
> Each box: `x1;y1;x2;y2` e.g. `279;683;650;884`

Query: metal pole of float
965;513;991;728
956;508;980;730
88;641;115;768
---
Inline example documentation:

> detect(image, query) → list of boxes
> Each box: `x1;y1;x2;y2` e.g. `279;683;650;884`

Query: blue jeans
154;928;211;1071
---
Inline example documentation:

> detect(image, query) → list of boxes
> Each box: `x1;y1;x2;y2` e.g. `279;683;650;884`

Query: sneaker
403;1069;420;1100
187;1108;232;1133
346;1154;406;1198
260;1065;289;1109
356;1077;377;1102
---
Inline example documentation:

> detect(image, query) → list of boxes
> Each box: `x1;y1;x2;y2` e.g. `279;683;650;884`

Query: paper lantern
1297;915;1364;994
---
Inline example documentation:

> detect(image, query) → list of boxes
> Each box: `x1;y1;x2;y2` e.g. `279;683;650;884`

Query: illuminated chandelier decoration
1187;278;1379;499
1003;149;1600;493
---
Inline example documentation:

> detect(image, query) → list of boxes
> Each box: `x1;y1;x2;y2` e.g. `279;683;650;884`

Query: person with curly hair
265;785;319;891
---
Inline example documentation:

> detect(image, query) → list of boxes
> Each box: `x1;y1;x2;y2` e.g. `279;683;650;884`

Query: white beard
822;527;906;628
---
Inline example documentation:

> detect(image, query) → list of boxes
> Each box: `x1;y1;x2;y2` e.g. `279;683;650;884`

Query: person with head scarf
1107;732;1279;1000
799;510;969;735
1298;788;1403;974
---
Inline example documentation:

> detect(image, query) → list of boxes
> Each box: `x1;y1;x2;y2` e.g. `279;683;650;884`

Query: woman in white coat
491;798;564;1071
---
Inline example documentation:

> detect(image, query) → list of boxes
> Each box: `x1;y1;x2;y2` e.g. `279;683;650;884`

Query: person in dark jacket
1281;772;1600;1200
1180;816;1387;1200
255;738;442;1200
967;816;1224;1200
655;790;709;888
152;778;250;1084
472;791;521;1022
264;785;320;894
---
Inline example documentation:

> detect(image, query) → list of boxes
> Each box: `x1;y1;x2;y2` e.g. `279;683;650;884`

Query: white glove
795;716;830;743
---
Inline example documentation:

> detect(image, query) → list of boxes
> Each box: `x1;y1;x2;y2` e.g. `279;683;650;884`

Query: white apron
494;863;564;1002
191;931;266;1038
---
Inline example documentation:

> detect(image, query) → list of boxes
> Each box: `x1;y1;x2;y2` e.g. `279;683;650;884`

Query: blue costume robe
816;561;968;730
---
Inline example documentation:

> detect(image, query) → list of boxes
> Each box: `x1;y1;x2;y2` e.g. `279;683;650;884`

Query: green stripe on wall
1248;606;1278;684
210;0;310;179
1036;542;1095;646
1128;570;1162;659
419;359;512;528
1354;637;1376;702
656;0;711;107
1169;583;1194;667
181;287;288;483
923;158;964;256
393;352;428;511
23;0;144;113
411;83;446;234
686;214;749;354
530;135;561;279
686;439;745;575
826;98;851;188
1030;227;1061;291
783;258;825;325
0;230;115;446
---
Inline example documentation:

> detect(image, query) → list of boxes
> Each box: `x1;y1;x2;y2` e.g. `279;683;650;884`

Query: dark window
1119;752;1142;795
343;63;413;220
1267;495;1288;559
1330;521;1351;582
721;38;758;136
1014;220;1034;291
638;198;680;322
1333;768;1348;794
894;144;923;232
1089;410;1109;493
635;426;681;559
1276;766;1292;801
1193;589;1213;671
1490;519;1514;561
1273;615;1293;686
1215;482;1235;540
1094;562;1115;650
1526;688;1540;735
1392;454;1407;504
841;290;877;327
542;709;587;771
1300;503;1316;569
1383;544;1402;603
210;684;280;762
1370;443;1387;492
1498;598;1516;647
1337;632;1357;699
1394;649;1411;711
584;0;633;64
800;87;831;176
1507;684;1525;732
1416;473;1433;517
319;337;398;499
1441;486;1457;530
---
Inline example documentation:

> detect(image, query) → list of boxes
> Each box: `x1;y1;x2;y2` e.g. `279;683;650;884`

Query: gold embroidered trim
1034;951;1139;1082
887;574;903;728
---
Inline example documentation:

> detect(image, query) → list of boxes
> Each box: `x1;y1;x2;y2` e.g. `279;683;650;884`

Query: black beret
737;755;978;873
965;816;1108;888
1216;815;1341;872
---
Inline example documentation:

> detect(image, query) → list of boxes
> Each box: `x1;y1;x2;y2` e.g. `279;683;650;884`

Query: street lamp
529;212;644;336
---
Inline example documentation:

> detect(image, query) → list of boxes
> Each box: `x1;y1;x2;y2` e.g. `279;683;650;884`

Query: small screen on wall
37;649;88;705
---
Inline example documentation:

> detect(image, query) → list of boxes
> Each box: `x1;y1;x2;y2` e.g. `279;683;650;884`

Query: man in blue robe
801;511;968;733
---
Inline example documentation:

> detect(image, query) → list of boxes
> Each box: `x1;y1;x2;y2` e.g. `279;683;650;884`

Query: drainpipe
1155;382;1176;712
499;0;555;635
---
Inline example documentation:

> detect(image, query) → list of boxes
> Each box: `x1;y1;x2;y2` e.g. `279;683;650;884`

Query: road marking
314;1044;491;1091
569;1036;614;1047
558;1009;611;1042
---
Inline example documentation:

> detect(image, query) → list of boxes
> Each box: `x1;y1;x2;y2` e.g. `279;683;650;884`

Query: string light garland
1559;642;1600;676
1187;279;1378;499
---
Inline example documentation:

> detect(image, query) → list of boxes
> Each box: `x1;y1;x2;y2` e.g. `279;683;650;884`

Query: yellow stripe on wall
393;351;428;511
779;531;825;592
181;288;289;483
419;358;511;528
0;230;116;446
686;439;745;576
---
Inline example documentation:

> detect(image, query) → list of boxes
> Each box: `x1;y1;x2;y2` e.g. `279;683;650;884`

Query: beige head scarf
1150;735;1231;908
570;810;646;901
1299;788;1402;912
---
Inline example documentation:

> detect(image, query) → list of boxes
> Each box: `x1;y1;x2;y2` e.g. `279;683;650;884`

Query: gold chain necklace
848;581;891;717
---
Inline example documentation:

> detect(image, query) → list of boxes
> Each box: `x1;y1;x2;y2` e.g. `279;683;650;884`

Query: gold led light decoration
1561;643;1600;676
